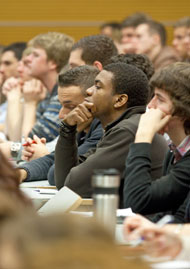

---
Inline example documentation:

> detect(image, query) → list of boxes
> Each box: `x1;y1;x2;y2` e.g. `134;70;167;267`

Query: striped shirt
169;135;190;163
28;84;61;142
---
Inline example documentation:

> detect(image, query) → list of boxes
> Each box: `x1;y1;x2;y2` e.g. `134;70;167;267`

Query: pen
34;189;56;195
22;140;37;147
130;215;174;247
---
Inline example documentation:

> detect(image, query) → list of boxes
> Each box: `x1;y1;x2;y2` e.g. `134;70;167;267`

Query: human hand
123;214;155;241
22;79;46;104
63;101;96;127
135;109;171;143
77;118;93;132
22;135;48;161
2;77;22;98
137;226;182;259
122;43;136;54
0;73;4;87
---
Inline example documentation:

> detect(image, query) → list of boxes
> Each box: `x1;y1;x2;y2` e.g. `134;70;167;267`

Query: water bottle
92;168;120;235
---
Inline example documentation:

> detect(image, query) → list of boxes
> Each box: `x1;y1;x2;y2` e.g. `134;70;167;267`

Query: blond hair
28;32;74;72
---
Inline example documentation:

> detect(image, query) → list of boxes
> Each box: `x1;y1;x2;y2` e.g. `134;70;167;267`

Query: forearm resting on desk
18;169;28;183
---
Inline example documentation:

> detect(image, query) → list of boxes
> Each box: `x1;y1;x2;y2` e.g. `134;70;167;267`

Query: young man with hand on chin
55;62;167;206
124;62;190;223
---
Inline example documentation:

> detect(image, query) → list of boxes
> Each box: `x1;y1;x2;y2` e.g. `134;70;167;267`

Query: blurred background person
134;20;179;70
172;16;190;61
0;42;26;135
100;21;123;53
121;12;150;54
0;213;148;269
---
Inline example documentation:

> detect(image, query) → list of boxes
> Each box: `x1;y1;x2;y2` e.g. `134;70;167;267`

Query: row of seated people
101;13;190;67
0;18;190;261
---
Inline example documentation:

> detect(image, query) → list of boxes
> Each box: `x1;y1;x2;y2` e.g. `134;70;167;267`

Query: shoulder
111;114;141;132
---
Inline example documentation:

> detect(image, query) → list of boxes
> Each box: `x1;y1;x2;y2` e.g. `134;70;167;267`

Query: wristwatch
60;121;76;137
10;142;21;160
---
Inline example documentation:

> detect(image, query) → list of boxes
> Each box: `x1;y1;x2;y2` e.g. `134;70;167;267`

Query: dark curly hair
104;62;149;108
108;53;154;81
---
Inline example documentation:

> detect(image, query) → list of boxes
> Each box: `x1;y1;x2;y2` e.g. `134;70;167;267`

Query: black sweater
124;143;190;222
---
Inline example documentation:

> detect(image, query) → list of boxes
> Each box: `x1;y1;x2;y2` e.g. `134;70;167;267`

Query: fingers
64;101;95;126
40;137;46;144
33;135;42;144
21;147;34;161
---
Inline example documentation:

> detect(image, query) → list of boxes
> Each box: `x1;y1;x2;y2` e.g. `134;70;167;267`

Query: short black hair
104;62;149;108
3;42;27;60
71;35;118;66
108;53;154;81
121;12;150;28
58;65;99;96
100;22;121;31
145;20;167;46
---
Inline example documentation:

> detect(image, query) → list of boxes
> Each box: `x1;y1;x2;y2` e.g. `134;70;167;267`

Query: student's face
148;88;173;115
184;28;190;57
68;48;86;69
17;56;32;82
121;27;135;44
172;27;188;58
134;24;155;54
58;85;84;119
86;70;115;119
25;48;52;79
0;51;19;82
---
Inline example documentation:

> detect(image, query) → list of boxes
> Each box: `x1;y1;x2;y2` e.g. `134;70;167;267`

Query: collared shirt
169;135;190;163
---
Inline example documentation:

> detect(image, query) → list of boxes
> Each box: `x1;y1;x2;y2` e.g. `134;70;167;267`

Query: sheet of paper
117;208;135;217
38;186;82;215
151;260;190;269
70;208;135;218
20;180;52;188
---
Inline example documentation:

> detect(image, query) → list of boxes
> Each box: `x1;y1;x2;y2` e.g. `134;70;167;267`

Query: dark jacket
124;143;190;221
153;46;179;70
20;119;103;183
55;106;168;207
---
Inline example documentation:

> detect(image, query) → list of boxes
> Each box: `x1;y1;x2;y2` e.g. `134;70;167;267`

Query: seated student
124;62;190;222
2;47;46;142
0;214;148;269
134;20;179;70
19;34;118;163
172;17;190;61
18;66;103;184
0;42;27;135
21;52;155;163
55;62;168;207
11;32;73;143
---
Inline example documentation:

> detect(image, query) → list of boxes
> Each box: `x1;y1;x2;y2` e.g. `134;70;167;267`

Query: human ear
48;60;57;71
152;34;160;45
93;61;103;71
114;94;128;108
